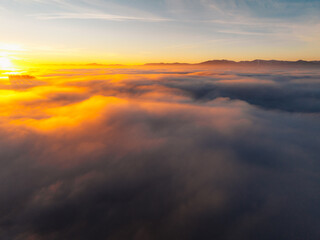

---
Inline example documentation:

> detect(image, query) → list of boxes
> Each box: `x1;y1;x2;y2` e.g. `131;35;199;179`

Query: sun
0;56;15;70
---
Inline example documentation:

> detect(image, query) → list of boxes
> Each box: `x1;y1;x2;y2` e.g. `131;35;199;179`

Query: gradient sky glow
1;0;320;64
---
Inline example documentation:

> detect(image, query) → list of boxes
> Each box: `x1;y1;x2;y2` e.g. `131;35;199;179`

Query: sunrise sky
1;0;320;66
1;1;320;240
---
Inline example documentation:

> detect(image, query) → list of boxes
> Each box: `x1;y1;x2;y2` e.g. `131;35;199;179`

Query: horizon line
24;59;320;67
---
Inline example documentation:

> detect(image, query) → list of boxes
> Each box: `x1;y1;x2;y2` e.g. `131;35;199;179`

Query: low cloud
0;65;319;240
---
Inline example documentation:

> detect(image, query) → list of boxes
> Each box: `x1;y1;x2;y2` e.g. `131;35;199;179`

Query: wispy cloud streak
32;12;171;22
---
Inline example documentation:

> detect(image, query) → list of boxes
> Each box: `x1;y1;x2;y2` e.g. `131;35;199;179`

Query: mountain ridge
145;59;320;67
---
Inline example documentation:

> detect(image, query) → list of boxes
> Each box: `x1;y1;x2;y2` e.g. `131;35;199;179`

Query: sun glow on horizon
0;56;16;71
0;55;26;78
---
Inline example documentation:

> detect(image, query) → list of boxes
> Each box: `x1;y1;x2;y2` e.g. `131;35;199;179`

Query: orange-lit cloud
0;65;320;240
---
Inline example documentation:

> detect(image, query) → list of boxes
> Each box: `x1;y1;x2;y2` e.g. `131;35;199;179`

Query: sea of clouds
0;65;319;240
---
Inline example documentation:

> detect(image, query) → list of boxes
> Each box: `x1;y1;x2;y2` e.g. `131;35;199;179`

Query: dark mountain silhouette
145;62;190;66
145;60;320;67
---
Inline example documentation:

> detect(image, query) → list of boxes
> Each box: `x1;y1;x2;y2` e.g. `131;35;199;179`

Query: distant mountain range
145;60;320;67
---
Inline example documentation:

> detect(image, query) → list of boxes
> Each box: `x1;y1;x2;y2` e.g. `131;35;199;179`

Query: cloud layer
0;65;320;240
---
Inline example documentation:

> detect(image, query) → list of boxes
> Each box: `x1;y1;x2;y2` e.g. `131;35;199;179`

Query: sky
0;0;320;64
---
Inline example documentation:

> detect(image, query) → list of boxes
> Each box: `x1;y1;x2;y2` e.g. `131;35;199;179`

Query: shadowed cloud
0;65;319;240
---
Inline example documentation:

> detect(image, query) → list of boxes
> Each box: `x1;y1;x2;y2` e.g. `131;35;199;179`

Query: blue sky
0;0;320;63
